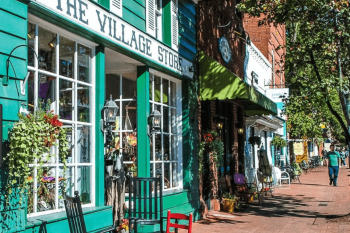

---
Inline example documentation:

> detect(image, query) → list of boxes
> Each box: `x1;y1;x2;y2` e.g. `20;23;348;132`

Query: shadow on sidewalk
240;195;321;219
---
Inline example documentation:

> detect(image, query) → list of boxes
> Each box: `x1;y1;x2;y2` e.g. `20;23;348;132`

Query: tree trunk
208;152;218;200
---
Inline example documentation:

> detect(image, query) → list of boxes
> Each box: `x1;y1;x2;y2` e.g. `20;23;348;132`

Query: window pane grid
150;73;181;191
27;22;94;216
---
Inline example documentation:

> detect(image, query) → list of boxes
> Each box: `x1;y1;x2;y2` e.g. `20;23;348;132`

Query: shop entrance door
217;117;231;176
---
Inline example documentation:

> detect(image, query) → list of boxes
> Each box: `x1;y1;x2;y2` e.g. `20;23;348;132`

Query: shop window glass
78;44;91;83
38;27;56;73
105;72;138;186
59;36;75;79
150;73;182;190
27;22;94;216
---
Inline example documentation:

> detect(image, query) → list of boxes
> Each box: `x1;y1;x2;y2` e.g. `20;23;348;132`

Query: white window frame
27;15;97;217
149;69;183;192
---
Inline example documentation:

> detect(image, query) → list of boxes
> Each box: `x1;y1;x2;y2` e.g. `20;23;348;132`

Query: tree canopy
238;0;350;144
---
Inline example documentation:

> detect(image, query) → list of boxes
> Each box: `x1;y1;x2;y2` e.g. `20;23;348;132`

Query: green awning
199;51;278;115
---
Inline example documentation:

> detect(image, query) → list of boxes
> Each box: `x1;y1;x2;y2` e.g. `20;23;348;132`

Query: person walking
326;144;341;186
340;148;347;167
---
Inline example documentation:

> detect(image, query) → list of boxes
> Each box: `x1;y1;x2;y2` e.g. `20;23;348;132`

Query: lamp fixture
217;122;223;131
148;107;162;138
100;95;119;147
103;95;119;124
238;128;244;134
48;36;57;49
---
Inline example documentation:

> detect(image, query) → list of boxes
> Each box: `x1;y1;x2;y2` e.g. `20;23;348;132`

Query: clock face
218;37;232;63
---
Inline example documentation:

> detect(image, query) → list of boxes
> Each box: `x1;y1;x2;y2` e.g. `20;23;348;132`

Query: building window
105;72;138;181
155;0;162;40
149;71;182;190
27;21;95;216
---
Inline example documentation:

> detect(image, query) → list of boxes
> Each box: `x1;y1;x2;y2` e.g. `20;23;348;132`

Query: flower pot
222;199;235;213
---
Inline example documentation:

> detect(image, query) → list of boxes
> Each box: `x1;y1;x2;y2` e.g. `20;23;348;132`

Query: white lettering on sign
36;0;194;79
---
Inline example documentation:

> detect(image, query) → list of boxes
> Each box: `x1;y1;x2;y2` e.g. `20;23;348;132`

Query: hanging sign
34;0;194;79
218;37;232;63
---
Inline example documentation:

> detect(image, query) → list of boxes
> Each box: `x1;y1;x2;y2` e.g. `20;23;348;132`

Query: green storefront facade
0;0;199;232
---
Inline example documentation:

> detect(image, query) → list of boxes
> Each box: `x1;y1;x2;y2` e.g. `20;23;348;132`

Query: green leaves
240;1;350;143
4;108;69;209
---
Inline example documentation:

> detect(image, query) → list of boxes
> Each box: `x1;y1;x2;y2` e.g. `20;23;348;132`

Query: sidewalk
183;166;350;233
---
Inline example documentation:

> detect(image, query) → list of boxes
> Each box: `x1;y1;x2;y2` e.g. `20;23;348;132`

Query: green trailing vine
4;104;69;206
271;136;287;148
198;131;224;174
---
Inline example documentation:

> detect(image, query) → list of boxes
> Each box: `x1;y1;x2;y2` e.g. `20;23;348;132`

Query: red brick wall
197;0;246;79
243;14;286;88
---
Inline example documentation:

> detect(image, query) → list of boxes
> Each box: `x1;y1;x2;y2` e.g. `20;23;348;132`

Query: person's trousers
341;159;346;166
329;166;339;185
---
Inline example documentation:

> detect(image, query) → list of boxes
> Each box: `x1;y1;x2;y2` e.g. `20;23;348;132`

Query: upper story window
110;0;123;17
155;0;163;40
146;0;178;48
27;19;96;216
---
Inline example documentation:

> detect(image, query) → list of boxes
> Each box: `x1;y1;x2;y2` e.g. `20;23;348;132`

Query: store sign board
35;0;194;79
294;141;308;163
266;88;289;103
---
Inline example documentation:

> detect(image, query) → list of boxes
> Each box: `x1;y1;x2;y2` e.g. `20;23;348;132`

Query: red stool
165;210;193;233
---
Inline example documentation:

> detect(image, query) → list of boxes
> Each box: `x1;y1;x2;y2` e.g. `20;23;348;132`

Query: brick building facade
197;0;247;176
197;0;246;79
243;14;286;88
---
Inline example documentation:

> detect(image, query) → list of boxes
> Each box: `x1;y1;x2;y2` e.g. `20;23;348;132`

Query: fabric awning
199;51;278;115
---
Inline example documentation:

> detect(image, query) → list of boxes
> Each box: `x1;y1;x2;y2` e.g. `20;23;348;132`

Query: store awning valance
199;51;278;115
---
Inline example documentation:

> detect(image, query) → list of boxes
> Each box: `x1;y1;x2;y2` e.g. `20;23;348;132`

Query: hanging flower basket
4;104;69;207
271;136;287;149
248;136;261;147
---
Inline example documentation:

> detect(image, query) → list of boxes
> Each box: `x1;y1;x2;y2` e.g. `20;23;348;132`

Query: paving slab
180;166;350;233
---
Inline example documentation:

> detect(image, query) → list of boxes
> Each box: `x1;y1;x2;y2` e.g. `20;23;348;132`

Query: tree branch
309;50;350;142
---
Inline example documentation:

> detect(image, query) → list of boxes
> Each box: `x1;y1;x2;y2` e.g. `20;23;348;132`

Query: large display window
27;19;96;216
149;71;182;191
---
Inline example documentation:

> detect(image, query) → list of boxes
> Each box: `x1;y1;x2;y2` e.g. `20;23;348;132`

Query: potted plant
271;136;287;149
221;192;238;213
248;136;261;147
117;219;129;233
4;104;69;205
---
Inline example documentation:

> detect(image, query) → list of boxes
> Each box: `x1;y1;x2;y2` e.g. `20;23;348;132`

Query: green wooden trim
136;66;150;177
98;0;110;10
0;9;27;39
123;0;146;19
95;45;105;206
25;206;113;232
181;80;190;190
162;0;171;47
0;0;27;19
